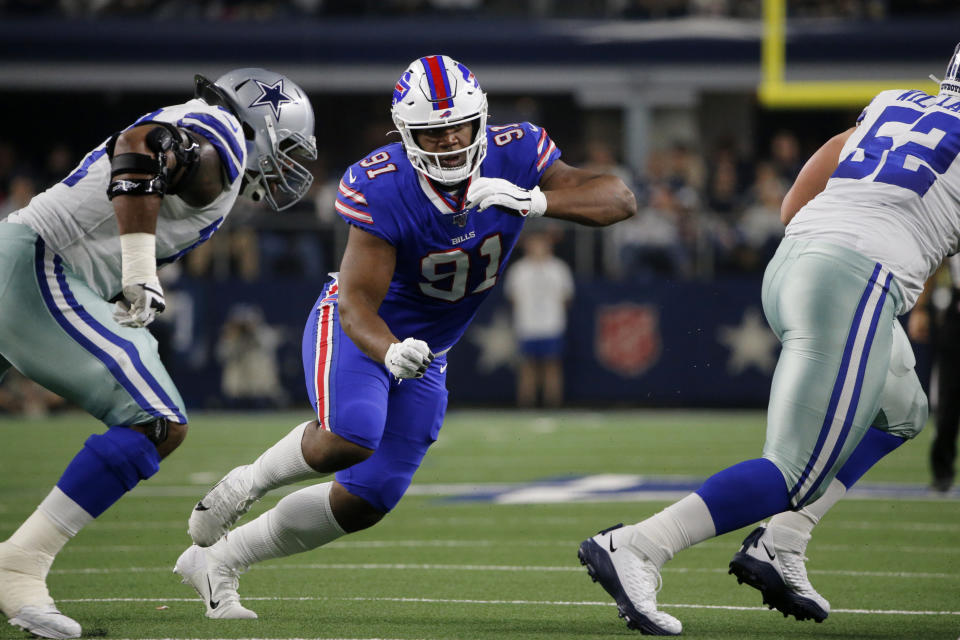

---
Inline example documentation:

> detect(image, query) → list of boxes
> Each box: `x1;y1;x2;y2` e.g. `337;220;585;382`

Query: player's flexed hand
465;177;547;218
384;337;434;379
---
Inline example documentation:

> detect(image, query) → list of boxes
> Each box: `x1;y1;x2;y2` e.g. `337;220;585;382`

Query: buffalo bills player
579;45;960;635
174;54;635;619
0;68;316;638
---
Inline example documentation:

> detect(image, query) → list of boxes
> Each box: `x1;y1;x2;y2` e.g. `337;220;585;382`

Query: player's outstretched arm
464;160;635;226
536;159;637;227
338;226;434;379
781;126;856;225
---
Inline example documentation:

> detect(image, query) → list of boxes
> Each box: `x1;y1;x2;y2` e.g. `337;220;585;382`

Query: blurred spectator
41;144;74;189
0;141;16;199
704;137;750;219
0;173;37;218
216;303;286;409
768;129;803;183
908;257;960;494
612;181;693;280
714;162;785;274
504;230;574;408
736;162;787;257
0;370;67;418
665;141;705;194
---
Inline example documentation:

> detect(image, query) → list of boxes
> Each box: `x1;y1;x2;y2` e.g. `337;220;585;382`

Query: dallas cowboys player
0;68;316;639
579;45;960;635
173;54;635;620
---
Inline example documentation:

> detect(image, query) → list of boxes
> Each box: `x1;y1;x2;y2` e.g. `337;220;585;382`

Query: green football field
0;409;958;640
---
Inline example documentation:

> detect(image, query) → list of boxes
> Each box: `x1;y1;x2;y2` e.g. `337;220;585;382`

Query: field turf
0;409;957;640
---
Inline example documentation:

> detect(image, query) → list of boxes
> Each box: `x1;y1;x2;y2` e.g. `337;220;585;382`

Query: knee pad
85;426;161;490
874;368;928;440
889;320;915;377
134;417;170;445
876;383;928;440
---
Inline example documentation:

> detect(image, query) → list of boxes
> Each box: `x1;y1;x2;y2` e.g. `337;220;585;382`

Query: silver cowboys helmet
196;67;317;211
391;55;488;185
941;42;960;96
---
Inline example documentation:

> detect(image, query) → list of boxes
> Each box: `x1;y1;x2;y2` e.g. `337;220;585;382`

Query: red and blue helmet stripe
419;55;454;111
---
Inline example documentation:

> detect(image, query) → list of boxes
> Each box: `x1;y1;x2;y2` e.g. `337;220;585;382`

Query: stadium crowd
0;0;952;20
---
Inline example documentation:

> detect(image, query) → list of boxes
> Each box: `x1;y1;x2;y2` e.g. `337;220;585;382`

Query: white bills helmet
196;68;317;211
942;42;960;96
391;55;488;185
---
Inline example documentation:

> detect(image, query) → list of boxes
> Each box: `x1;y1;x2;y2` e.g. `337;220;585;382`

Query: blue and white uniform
756;88;960;508
302;122;560;512
0;99;245;427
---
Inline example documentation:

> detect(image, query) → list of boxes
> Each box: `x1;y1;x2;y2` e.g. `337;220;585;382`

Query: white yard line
64;539;960;555
50;562;960;580
58;595;960;617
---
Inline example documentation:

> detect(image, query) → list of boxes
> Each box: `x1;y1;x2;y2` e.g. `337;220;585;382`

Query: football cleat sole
728;552;828;623
578;538;680;636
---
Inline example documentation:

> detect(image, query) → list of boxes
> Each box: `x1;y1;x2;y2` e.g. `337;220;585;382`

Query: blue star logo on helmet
249;79;295;120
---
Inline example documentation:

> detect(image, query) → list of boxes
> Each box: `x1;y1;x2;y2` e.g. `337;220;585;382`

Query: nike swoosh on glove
114;277;166;328
465;177;547;218
384;337;434;379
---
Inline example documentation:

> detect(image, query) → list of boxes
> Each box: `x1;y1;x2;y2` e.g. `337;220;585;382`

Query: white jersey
8;99;246;300
786;88;960;312
505;255;574;340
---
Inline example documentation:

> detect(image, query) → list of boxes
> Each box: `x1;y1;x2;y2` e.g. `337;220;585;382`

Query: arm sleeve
177;109;247;186
334;166;399;245
495;122;563;188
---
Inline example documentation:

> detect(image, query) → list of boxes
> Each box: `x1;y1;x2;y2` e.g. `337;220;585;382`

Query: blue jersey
334;122;561;351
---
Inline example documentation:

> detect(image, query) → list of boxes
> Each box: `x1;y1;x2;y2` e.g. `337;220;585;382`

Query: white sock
768;478;847;536
2;506;72;594
626;493;716;569
214;481;345;569
248;421;324;494
37;486;93;537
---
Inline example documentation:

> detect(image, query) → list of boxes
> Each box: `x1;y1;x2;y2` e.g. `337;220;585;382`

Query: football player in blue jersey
579;45;960;636
175;54;636;620
0;68;316;638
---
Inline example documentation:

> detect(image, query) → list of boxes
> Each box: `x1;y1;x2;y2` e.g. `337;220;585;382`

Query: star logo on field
717;307;779;375
249;79;294;119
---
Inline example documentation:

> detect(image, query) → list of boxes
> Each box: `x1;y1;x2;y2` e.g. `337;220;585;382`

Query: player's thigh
302;291;390;450
762;242;896;506
335;363;448;513
0;228;185;426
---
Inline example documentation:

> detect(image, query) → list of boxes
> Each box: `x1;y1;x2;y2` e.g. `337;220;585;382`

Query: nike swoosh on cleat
194;501;209;512
762;541;776;561
206;576;220;609
608;534;617;553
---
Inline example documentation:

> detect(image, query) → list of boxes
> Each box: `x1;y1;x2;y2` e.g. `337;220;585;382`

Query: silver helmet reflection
196;67;317;211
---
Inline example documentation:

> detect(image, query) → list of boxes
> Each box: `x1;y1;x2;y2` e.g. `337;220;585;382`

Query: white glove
465;177;547;218
113;277;166;328
384;337;434;379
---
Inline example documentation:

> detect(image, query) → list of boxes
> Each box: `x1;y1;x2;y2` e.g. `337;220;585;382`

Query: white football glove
384;337;434;379
465;177;547;218
113;277;166;328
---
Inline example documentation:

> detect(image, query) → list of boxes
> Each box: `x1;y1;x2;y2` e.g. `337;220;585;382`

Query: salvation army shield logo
595;304;661;377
